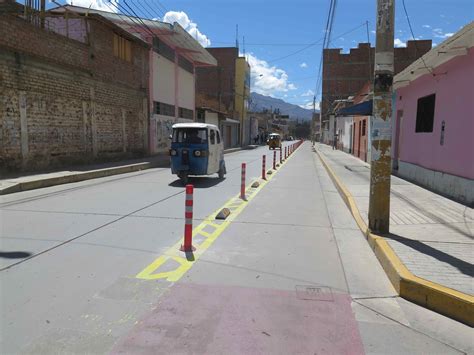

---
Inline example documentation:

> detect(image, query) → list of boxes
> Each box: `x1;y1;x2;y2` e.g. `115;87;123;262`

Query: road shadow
0;251;32;259
386;233;474;277
184;251;195;261
168;177;224;189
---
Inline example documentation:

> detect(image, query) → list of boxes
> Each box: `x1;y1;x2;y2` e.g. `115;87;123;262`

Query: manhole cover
295;285;334;301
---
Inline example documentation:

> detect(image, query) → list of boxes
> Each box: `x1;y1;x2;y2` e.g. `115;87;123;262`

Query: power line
122;0;157;37
102;0;156;39
266;21;365;64
313;0;339;113
366;20;372;81
211;41;330;47
125;0;198;57
401;0;433;75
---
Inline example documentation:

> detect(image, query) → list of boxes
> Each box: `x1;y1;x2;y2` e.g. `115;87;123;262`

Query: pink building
392;22;474;206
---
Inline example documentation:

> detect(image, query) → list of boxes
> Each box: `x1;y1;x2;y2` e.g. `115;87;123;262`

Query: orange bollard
180;184;195;252
241;163;246;200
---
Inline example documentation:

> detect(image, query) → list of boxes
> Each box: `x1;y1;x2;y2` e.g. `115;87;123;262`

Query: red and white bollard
262;155;266;180
273;150;276;169
180;184;195;252
285;146;287;159
241;163;246;200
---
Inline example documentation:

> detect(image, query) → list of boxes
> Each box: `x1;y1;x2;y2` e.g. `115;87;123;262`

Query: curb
314;146;474;326
1;146;259;196
224;145;260;154
0;161;162;196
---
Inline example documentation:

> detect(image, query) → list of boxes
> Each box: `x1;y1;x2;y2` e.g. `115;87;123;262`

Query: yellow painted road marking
136;145;301;282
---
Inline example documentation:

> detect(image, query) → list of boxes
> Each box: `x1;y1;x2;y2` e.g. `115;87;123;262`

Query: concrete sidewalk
0;154;170;195
315;143;473;323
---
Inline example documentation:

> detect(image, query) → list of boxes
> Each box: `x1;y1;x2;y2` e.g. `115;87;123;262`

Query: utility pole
368;0;394;234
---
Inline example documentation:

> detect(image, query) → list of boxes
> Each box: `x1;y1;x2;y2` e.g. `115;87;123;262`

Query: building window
415;94;436;133
179;107;194;120
154;101;175;117
153;37;175;62
113;33;132;62
362;120;366;136
178;55;194;74
196;110;205;122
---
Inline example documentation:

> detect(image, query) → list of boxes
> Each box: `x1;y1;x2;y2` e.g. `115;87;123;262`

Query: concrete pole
368;0;394;234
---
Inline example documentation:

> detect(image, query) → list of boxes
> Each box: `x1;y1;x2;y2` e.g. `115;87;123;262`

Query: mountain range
249;92;317;121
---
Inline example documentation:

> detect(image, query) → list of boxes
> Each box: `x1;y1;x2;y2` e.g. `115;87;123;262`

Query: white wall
178;68;194;111
152;53;175;105
205;111;219;127
329;115;335;144
398;161;474;205
336;116;353;152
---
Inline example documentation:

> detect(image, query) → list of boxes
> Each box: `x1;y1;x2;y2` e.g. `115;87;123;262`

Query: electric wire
401;0;434;75
266;22;366;65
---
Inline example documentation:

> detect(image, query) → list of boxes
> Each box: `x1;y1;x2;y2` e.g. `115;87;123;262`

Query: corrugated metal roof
50;5;217;67
394;22;474;89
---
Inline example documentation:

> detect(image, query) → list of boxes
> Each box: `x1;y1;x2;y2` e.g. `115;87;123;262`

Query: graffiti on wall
155;118;173;150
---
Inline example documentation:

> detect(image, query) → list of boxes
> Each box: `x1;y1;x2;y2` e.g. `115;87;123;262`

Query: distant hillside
250;92;317;121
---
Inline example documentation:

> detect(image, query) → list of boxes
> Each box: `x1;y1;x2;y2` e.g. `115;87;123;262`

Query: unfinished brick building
0;2;149;172
196;47;239;115
321;40;432;131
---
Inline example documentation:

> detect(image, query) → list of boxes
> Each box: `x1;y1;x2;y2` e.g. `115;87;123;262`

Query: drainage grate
295;285;334;301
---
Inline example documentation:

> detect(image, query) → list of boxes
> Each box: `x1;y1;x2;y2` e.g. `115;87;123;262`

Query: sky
57;0;473;110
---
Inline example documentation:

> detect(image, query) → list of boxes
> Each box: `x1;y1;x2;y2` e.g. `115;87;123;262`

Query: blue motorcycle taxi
169;123;227;184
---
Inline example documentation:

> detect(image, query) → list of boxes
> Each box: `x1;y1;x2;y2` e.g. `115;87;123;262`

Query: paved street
0;142;471;354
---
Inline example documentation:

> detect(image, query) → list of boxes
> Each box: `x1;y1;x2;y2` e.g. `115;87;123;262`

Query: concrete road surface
0;142;471;354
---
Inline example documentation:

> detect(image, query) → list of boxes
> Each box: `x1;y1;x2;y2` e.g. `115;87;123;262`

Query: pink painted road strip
111;283;364;355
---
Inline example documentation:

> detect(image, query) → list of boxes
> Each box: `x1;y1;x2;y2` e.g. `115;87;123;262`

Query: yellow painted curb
315;147;474;326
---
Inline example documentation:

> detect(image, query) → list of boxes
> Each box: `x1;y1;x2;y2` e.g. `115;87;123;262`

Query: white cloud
66;0;118;12
422;24;431;29
371;30;376;34
434;32;454;39
394;38;406;48
246;53;297;96
432;28;454;39
301;89;314;97
299;101;320;110
163;11;211;47
300;62;308;68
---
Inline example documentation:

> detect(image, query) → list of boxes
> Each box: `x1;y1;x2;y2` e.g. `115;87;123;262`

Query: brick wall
0;14;149;172
196;47;238;116
321;41;432;121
